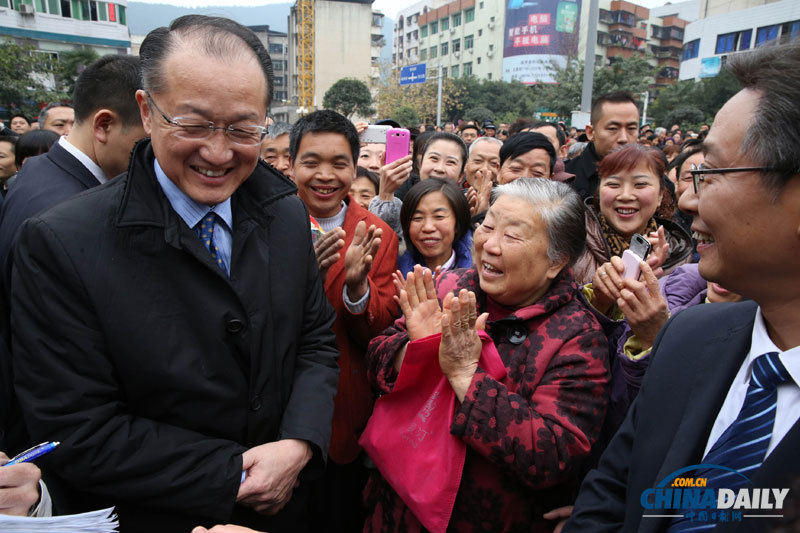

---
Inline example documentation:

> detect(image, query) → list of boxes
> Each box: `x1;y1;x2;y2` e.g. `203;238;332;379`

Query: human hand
543;505;574;533
0;451;41;516
439;289;488;401
617;261;669;350
645;226;669;278
237;439;312;515
344;221;382;302
353;121;369;136
192;526;265;533
591;257;625;314
313;227;345;284
395;265;443;342
378;155;413;200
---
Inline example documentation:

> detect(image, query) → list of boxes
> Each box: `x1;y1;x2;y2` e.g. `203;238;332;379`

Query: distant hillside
127;1;393;63
127;2;291;35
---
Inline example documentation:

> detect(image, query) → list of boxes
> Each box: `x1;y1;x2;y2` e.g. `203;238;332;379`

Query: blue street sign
400;63;427;85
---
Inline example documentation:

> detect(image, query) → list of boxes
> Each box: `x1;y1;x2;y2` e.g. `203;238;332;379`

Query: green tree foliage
0;42;68;119
663;105;705;130
449;77;538;123
56;48;99;97
322;78;375;119
461;106;494;124
649;68;740;127
390;105;420;128
541;56;656;116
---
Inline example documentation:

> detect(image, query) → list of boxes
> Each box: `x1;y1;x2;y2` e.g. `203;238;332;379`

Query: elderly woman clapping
363;178;610;533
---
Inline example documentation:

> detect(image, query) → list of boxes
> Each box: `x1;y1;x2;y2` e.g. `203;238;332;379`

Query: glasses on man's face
689;162;777;194
147;93;267;146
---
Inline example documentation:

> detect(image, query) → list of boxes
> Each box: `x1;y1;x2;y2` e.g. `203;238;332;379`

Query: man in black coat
564;92;640;199
10;16;339;532
565;37;800;533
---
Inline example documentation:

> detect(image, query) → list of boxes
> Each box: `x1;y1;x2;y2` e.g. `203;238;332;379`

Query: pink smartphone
622;233;652;280
385;128;411;165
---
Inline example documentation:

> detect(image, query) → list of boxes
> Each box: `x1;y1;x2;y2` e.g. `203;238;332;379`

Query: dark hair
421;132;468;175
355;165;379;194
508;118;534;137
598;143;665;183
0;136;17;149
459;124;479;134
533;121;566;148
140;15;274;108
400;177;471;262
499;131;557;173
590;91;638;125
412;130;434;175
14;130;59;168
289;109;360;164
38;102;73;127
72;55;142;128
670;143;703;179
9;114;29;126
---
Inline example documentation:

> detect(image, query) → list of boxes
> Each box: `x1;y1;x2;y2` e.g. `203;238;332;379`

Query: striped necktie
667;351;789;531
198;212;226;273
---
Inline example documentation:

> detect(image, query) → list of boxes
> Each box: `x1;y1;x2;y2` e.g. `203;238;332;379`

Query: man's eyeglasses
147;93;267;146
689;163;777;194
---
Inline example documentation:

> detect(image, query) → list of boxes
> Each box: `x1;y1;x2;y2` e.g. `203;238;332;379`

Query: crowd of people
0;15;797;533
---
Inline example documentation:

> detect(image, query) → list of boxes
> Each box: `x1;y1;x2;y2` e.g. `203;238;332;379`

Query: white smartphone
622;233;652;280
360;125;391;144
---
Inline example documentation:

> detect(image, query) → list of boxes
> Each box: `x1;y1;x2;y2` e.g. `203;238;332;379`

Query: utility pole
573;0;600;128
436;70;443;126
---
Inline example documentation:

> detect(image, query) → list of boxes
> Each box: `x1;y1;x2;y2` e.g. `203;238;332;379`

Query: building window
430;46;437;58
431;21;438;34
452;38;460;52
441;42;448;55
421;24;428;38
715;32;736;54
421;48;427;60
682;39;699;60
465;8;474;23
463;61;472;75
451;64;459;77
60;0;70;16
755;24;779;47
441;17;449;30
479;1;483;7
488;73;492;79
477;56;481;64
465;34;474;49
269;43;283;54
47;0;59;13
453;12;461;26
117;3;124;24
442;67;447;77
782;19;800;38
478;29;482;36
739;29;752;50
107;1;115;21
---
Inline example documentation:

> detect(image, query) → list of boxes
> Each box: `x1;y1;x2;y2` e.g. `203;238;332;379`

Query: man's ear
93;109;116;144
585;124;595;142
559;144;568;160
135;90;153;135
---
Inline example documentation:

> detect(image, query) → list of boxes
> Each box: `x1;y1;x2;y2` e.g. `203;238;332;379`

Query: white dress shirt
57;137;108;184
702;307;800;458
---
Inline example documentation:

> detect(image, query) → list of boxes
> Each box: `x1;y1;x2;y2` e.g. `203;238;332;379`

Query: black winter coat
10;140;339;532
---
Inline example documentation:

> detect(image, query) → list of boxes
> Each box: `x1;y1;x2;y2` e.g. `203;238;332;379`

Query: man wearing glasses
566;37;800;531
10;15;339;532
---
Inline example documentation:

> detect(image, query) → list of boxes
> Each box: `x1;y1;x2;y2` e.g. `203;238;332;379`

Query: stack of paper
0;507;118;533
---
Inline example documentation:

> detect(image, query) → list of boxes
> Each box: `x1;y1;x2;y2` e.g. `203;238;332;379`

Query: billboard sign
502;0;581;84
699;57;721;78
400;63;427;85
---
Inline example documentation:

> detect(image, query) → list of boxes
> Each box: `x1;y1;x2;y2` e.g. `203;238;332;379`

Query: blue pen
3;441;60;466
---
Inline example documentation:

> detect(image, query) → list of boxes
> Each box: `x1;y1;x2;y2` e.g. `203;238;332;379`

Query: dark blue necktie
198;212;226;273
667;351;789;531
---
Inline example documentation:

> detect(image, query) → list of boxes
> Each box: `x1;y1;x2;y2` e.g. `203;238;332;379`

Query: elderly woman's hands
439;289;490;401
591;257;625;314
395;265;443;342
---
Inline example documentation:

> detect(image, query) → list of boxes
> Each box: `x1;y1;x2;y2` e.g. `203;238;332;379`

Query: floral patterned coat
363;267;610;533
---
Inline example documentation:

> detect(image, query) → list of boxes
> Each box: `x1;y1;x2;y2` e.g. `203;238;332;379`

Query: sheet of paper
0;507;118;533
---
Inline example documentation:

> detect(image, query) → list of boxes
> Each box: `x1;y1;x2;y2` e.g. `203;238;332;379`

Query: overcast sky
134;0;673;21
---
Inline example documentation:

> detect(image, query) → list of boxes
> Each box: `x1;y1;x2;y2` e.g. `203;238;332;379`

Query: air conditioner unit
468;48;474;54
19;4;35;15
454;51;460;58
487;50;493;57
450;27;455;33
487;21;494;29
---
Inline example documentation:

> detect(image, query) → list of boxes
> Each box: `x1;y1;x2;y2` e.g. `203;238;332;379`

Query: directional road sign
400;63;427;85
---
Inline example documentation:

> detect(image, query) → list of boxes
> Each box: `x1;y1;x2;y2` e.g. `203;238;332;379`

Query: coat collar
46;140;102;190
115;139;297;231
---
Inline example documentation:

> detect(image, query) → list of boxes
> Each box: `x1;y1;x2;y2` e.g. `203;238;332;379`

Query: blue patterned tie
667;351;789;531
198;212;226;273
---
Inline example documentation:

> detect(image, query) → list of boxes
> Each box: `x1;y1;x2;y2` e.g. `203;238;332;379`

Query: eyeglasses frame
689;163;779;194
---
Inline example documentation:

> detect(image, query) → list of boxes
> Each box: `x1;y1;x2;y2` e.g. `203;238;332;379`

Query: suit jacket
10;139;340;532
565;300;800;533
0;141;101;455
324;197;398;464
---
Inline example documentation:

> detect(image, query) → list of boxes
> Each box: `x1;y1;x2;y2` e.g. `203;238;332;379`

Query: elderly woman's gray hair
491;178;586;267
267;121;292;139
